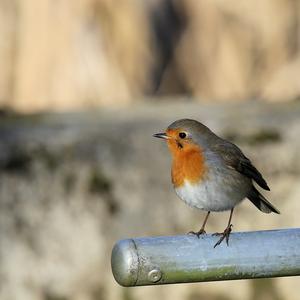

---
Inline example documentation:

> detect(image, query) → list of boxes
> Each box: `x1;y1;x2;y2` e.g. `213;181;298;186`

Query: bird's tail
248;186;280;214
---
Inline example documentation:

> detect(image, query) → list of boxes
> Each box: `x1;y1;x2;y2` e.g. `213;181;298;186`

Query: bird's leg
188;211;210;237
213;208;234;248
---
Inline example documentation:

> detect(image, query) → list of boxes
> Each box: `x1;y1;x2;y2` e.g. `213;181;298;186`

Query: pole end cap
111;239;139;286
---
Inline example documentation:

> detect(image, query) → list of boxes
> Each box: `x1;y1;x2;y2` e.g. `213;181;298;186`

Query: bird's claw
188;228;206;238
213;224;233;248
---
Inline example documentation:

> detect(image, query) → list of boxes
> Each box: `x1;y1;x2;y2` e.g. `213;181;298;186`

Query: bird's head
153;119;212;156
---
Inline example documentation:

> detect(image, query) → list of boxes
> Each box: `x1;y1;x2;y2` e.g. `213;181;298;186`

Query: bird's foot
212;224;233;248
188;228;206;238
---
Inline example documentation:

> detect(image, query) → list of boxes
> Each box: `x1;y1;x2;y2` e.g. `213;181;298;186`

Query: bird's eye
179;132;187;139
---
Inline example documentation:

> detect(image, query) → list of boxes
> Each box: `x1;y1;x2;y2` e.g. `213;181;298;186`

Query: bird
153;119;280;248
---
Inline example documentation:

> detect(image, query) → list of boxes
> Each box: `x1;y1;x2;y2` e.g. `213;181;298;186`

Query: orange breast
168;141;207;187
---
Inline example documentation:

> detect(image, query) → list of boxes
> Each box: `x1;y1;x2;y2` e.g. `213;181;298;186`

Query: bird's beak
153;132;169;140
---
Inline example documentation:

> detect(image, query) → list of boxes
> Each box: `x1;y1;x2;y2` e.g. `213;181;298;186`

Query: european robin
154;119;280;248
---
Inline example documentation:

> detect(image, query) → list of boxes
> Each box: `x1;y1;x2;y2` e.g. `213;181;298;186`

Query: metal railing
111;228;300;286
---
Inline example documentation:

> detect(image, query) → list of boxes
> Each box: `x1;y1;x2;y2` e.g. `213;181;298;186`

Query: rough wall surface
0;0;300;112
0;101;299;299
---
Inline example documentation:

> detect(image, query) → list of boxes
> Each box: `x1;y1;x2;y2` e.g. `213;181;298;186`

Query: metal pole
111;228;300;287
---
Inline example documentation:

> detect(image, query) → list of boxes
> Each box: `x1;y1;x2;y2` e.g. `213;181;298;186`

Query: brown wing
211;140;270;191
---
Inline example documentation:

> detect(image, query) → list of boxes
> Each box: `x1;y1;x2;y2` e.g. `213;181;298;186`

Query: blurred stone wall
1;101;300;300
0;0;300;112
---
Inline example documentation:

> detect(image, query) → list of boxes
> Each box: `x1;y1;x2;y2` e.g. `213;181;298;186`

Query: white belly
174;167;250;212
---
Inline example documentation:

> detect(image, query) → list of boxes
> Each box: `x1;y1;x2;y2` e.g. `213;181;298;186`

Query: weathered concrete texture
0;101;300;299
1;0;300;111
